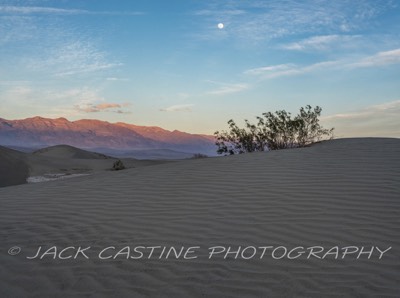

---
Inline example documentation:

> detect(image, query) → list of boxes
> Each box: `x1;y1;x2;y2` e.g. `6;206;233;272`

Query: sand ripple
0;138;399;297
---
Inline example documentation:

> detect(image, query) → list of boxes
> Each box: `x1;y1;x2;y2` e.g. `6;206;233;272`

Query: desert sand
0;138;399;297
0;145;170;187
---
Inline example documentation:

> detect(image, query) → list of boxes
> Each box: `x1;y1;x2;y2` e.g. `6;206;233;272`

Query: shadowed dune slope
0;138;399;297
0;146;29;187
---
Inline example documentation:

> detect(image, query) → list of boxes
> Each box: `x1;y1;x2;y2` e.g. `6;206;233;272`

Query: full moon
217;23;224;29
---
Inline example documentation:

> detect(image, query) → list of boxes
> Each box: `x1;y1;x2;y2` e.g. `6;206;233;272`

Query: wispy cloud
0;11;123;78
50;87;104;102
0;84;132;117
282;35;362;51
193;1;395;43
160;104;194;112
0;15;38;45
106;77;129;82
245;48;400;80
0;5;144;16
0;6;86;14
2;85;33;98
0;3;139;79
27;40;122;77
244;64;298;77
69;88;131;114
349;48;400;68
323;100;400;121
322;100;400;137
0;80;32;85
75;102;130;114
206;81;249;95
194;9;246;16
244;61;339;79
56;63;122;77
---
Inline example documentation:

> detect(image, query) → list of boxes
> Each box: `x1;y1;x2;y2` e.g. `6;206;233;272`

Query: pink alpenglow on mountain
0;117;216;155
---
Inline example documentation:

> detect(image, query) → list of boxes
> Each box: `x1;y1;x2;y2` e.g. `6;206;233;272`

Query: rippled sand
1;138;399;297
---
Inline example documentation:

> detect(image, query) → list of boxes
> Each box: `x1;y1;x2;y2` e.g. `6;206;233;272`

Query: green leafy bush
214;105;334;155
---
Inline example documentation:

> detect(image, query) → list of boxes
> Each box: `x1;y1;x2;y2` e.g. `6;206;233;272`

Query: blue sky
0;0;399;137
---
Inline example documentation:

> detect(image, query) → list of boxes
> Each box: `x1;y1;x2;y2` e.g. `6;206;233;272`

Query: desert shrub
214;105;334;155
112;159;126;171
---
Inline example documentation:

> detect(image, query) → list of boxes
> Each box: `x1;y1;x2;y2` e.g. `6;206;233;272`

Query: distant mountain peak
56;117;69;122
0;116;216;155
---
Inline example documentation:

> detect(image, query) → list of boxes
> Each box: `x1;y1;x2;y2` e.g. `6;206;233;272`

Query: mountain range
0;116;217;157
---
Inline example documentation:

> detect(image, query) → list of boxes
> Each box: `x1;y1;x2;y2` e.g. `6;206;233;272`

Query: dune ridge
33;145;112;160
0;138;399;297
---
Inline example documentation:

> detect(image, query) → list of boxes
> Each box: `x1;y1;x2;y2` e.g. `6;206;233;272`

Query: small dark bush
112;159;126;171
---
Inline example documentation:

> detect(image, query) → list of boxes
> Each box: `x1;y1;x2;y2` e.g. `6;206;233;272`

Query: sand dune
0;145;170;187
0;138;399;297
0;146;29;187
33;145;112;160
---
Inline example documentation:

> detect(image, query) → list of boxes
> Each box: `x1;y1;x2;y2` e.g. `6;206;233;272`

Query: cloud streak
244;48;400;80
206;81;249;95
349;48;400;68
323;100;400;121
27;40;122;77
76;102;129;113
0;5;144;16
322;100;400;137
160;104;194;112
106;77;129;82
282;35;362;51
194;9;246;16
244;61;339;79
0;6;86;14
